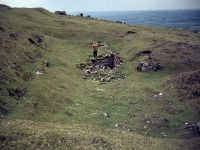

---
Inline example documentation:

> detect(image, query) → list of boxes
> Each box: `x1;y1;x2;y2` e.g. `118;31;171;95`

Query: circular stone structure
77;53;126;82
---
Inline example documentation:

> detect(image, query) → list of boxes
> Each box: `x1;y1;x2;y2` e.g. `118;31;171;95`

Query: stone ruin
136;50;162;72
77;53;126;82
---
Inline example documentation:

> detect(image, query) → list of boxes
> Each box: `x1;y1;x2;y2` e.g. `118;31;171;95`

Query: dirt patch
167;70;200;100
150;41;200;70
77;53;126;82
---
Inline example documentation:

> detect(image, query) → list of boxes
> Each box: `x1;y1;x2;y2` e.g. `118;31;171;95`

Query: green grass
0;5;200;149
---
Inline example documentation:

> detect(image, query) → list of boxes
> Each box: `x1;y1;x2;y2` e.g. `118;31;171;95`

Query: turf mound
167;70;200;100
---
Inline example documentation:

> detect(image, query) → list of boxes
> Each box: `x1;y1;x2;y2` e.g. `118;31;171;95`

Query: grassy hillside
0;4;200;149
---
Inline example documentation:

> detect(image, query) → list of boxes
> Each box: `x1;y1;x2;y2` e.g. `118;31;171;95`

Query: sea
80;10;200;32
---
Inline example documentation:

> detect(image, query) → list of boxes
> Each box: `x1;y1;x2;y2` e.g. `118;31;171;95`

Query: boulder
55;11;67;15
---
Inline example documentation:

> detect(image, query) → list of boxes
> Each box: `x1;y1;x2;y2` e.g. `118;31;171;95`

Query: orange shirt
92;42;100;51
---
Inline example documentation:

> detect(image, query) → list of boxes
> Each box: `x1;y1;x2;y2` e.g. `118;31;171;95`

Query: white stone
36;70;43;75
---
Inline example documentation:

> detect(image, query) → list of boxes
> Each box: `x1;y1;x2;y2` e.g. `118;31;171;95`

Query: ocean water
86;10;200;32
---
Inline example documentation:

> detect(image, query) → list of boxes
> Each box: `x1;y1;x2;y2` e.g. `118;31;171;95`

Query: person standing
91;41;104;58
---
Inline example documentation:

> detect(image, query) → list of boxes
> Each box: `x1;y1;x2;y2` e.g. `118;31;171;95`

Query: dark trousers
93;51;97;58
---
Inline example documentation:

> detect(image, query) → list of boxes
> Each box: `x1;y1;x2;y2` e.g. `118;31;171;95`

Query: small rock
96;88;104;92
103;113;110;117
36;70;43;75
160;132;167;138
154;92;163;97
106;77;111;82
115;123;119;127
85;69;91;74
128;100;138;105
44;60;50;67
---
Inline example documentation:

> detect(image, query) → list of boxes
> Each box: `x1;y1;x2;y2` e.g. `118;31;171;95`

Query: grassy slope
0;5;200;149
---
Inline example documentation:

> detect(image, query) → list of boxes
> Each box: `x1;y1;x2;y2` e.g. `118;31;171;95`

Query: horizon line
1;4;200;13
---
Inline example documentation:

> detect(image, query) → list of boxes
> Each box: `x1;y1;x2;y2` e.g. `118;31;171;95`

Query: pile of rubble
135;50;162;72
183;122;200;136
77;53;125;82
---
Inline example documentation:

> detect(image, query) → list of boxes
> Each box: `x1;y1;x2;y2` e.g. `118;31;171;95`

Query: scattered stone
103;113;110;117
96;88;104;92
35;35;43;43
128;100;138;105
114;123;133;132
77;63;86;69
77;53;125;82
50;55;55;59
135;50;162;72
142;114;169;129
0;103;9;115
153;92;163;98
9;32;20;39
43;60;50;67
184;122;200;135
160;132;167;138
7;87;26;99
28;38;36;44
137;61;162;72
36;70;43;75
115;123;119;127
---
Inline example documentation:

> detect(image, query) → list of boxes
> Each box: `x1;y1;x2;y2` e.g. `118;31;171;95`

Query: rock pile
135;50;162;72
77;53;125;82
184;122;200;136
